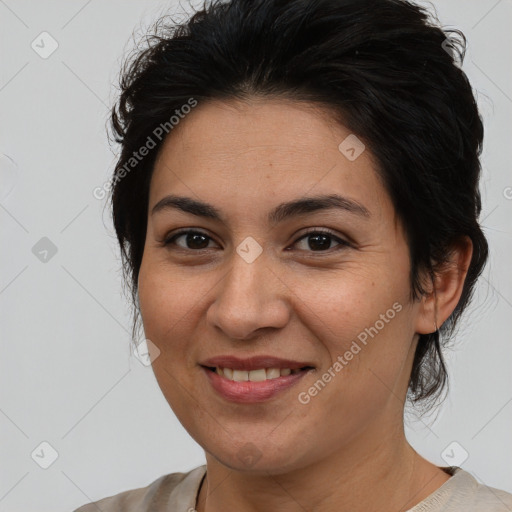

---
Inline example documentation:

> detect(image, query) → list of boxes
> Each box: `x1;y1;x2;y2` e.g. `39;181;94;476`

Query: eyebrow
151;193;371;224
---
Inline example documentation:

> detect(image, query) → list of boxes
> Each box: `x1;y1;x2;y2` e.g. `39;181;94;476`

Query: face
138;97;424;473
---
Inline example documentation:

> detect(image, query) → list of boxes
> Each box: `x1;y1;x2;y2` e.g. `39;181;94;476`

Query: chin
206;438;308;475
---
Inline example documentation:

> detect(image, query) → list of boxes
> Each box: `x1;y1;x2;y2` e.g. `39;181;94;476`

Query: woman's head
108;0;487;470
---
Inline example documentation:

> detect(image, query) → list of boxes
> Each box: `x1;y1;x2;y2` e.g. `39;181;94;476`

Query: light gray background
1;1;511;510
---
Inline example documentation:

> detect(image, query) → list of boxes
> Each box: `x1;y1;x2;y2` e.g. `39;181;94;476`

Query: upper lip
199;355;315;371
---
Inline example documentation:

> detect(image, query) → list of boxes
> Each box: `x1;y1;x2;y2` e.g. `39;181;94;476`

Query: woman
75;0;512;510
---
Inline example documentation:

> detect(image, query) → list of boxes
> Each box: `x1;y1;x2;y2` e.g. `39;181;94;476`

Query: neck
195;418;450;512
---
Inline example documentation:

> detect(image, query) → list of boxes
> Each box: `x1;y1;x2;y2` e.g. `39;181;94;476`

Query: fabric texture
74;465;512;511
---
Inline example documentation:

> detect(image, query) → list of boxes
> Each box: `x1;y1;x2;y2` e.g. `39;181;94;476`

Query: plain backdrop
1;0;511;510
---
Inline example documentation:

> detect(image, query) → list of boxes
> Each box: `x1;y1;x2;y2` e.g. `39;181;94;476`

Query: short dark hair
108;0;488;408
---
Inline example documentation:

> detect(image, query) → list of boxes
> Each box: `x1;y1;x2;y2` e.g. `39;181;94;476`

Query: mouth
199;356;315;403
202;365;314;381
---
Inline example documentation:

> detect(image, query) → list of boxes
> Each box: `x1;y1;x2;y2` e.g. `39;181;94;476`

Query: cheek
286;258;414;399
139;253;186;322
137;257;207;424
138;257;190;352
285;256;410;343
138;255;221;370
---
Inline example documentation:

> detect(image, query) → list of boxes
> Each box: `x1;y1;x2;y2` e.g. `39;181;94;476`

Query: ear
415;236;473;335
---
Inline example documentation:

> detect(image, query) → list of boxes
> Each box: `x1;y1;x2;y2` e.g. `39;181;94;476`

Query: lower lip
201;366;311;403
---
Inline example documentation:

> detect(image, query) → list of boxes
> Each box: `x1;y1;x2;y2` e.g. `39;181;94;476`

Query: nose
206;249;290;340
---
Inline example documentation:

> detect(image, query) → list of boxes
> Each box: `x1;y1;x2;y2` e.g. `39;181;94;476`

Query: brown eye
164;230;217;250
293;229;350;252
163;228;349;254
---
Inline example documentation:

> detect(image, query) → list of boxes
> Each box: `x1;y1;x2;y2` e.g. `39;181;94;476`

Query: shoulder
410;467;512;512
73;465;206;512
462;472;512;510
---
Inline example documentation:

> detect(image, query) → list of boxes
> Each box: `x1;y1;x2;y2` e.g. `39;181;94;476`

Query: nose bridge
207;245;288;339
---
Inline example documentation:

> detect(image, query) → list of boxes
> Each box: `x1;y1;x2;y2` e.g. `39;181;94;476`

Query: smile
209;367;305;381
201;365;314;403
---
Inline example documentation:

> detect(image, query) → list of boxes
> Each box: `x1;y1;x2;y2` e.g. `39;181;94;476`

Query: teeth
266;368;281;379
248;369;266;382
215;367;303;381
233;370;249;381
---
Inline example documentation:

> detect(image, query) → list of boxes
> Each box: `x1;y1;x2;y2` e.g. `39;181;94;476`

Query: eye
292;228;350;252
163;228;350;253
164;230;218;250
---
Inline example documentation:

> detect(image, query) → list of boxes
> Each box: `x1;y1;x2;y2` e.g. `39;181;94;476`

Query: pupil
188;233;208;249
309;234;330;251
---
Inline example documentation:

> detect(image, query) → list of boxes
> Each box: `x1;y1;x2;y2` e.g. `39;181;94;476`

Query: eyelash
163;228;351;254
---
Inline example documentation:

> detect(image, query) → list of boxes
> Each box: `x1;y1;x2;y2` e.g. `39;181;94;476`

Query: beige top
74;465;512;511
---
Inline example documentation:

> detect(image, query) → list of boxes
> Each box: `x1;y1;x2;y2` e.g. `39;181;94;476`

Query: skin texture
137;98;473;512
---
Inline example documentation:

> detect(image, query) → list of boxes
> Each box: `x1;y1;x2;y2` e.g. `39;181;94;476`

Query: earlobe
415;236;473;335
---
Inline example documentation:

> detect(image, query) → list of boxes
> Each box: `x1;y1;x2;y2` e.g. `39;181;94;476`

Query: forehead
149;98;390;220
155;97;362;164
